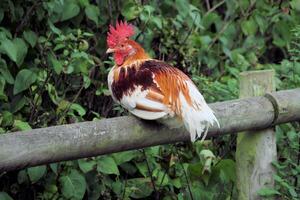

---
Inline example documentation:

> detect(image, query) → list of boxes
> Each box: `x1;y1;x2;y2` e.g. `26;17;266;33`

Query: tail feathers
182;105;219;142
179;81;219;142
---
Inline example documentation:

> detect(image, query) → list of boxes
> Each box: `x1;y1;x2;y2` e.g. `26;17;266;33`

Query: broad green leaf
50;163;58;174
0;27;12;39
119;162;137;175
112;181;123;197
0;192;13;200
0;37;28;66
48;20;61;35
0;76;7;101
215;159;236;183
254;14;268;34
23;30;38;47
135;162;148;177
11;96;26;113
241;18;258;36
14;38;28;66
97;156;119;175
290;0;300;11
61;2;80;21
272;20;292;47
188;162;211;185
48;52;63;74
126;178;153;198
17;170;29;184
13;120;32;131
152;17;162;29
0;59;14;84
1;111;14;127
0;39;17;62
27;165;47;183
85;5;100;25
153;168;169;186
112;150;139;165
121;1;141;20
175;0;190;17
78;159;96;173
257;188;281;196
59;169;87;200
13;69;37;95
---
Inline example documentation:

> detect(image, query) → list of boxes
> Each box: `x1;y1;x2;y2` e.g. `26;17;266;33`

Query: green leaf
241;18;258;36
27;165;47;183
153;168;169;186
175;0;190;17
152;16;162;29
14;38;28;66
85;5;100;25
70;103;86;116
48;52;63;74
17;170;29;184
126;178;153;198
290;0;300;11
0;192;13;200
50;163;58;174
23;30;38;47
0;37;28;66
59;169;87;200
13;120;32;131
48;20;61;35
112;150;139;165
119;162;137;175
47;83;60;105
1;111;14;127
0;59;14;84
121;1;141;20
11;96;26;113
112;181;123;197
0;39;18;62
97;156;119;175
61;2;80;21
13;69;37;95
78;159;96;173
0;76;7;101
135;162;148;177
254;14;268;34
215;159;236;183
257;188;281;196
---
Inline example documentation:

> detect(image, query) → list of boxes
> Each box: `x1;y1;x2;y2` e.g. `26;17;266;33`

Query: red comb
107;21;135;48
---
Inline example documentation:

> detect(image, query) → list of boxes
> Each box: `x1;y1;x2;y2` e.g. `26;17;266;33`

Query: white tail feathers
179;81;219;142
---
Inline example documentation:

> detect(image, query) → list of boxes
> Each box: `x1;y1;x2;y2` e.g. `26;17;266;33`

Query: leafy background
0;0;300;199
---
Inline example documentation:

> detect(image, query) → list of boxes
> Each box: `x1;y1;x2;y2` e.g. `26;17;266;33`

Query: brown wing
139;60;194;117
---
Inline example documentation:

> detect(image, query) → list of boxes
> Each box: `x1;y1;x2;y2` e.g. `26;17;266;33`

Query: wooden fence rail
0;88;300;172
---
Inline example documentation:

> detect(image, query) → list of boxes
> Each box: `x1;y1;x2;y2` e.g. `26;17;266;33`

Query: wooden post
236;70;277;200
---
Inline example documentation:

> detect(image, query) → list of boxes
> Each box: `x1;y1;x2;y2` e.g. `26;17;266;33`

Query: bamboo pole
236;70;276;200
0;88;300;172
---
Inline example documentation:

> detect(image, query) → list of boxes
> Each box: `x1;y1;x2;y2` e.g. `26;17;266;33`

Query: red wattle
114;52;125;65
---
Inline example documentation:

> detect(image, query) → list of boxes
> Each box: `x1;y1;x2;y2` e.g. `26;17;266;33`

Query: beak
106;48;115;54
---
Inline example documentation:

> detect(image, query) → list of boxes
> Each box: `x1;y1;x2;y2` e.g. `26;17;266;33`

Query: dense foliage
0;0;299;199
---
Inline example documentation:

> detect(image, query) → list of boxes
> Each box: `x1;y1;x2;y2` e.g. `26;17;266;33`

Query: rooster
106;21;219;142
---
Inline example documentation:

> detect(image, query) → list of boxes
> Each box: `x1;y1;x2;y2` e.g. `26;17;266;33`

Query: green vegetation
0;0;299;199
